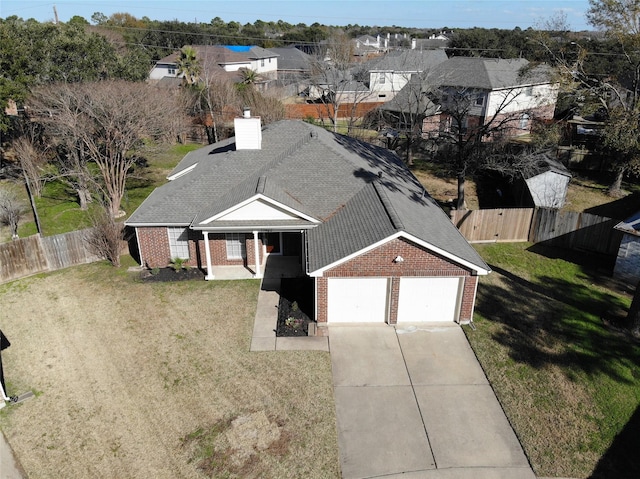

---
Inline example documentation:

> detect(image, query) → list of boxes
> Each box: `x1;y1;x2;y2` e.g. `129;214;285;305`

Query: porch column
203;231;214;280
253;230;262;278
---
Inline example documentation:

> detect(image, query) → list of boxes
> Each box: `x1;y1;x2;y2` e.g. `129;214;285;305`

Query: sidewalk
0;427;24;479
250;276;328;352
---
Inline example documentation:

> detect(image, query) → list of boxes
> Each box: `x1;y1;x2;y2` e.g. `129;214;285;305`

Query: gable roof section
126;120;489;273
431;57;553;90
268;46;312;71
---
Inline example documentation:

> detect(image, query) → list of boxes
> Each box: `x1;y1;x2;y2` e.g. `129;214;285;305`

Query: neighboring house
614;211;640;284
353;34;387;57
268;46;312;95
268;46;312;79
364;49;448;101
149;45;279;84
381;57;559;139
513;156;572;209
125;115;489;325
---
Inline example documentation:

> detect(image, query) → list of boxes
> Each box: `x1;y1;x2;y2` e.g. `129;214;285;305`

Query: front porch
209;255;304;280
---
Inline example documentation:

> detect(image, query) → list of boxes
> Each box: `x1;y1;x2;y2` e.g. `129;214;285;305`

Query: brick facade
315;237;476;324
137;228;263;269
137;228;480;325
421;104;555;141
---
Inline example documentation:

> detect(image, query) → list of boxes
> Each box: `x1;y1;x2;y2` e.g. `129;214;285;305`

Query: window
226;233;246;259
379;75;386;84
261;59;265;67
475;95;484;106
168;66;176;75
168;227;190;259
519;113;530;130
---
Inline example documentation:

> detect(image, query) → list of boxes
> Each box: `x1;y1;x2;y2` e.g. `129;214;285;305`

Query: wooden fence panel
0;236;49;283
0;228;105;284
530;209;623;255
451;208;533;243
40;230;101;270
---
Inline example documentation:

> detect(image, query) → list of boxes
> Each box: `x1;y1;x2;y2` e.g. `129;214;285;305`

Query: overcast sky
1;0;593;31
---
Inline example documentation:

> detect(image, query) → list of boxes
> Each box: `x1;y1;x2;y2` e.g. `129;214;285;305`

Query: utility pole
53;5;59;24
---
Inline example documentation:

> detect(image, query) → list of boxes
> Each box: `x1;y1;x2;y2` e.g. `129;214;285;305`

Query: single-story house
126;115;490;325
613;211;640;284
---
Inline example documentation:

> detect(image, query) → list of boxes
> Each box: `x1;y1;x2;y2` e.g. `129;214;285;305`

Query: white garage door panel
398;277;461;322
328;278;388;323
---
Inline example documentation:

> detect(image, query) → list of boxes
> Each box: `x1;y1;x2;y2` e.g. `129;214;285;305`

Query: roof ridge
372;181;404;231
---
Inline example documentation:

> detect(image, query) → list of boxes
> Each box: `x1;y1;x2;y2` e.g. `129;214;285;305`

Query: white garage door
327;278;388;323
397;277;461;322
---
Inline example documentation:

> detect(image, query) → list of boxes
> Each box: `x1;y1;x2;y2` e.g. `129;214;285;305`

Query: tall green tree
176;46;201;85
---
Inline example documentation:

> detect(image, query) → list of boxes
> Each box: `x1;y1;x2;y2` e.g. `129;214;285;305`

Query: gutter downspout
203;231;214;280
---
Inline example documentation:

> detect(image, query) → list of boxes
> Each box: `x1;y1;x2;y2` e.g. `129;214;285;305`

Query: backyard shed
613;211;640;284
515;156;571;209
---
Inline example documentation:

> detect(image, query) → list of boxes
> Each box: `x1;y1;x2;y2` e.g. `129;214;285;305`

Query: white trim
126;222;190;228
253;230;262;278
198;194;320;225
192;224;316;232
203;231;214;280
308;231;490;277
135;228;144;267
167;163;198;181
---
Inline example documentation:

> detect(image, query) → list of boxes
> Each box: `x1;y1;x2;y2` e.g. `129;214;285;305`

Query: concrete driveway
329;323;536;479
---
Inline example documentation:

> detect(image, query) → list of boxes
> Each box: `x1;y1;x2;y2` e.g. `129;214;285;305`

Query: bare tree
0;185;28;240
30;81;184;217
308;32;375;133
84;208;123;267
11;135;45;235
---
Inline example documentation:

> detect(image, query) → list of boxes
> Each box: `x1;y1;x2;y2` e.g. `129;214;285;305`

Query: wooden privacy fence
450;208;534;243
451;207;623;256
0;229;102;284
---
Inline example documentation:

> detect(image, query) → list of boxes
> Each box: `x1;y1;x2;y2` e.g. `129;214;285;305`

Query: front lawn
0;260;338;478
469;242;640;478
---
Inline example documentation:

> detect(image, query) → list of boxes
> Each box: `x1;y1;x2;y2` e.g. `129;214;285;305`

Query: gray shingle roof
365;49;448;73
431;57;554;90
268;47;312;71
126;120;488;273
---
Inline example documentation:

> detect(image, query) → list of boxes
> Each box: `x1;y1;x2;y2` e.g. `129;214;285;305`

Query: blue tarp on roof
224;45;252;52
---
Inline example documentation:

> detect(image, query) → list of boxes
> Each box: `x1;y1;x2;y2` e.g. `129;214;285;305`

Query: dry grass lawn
0;261;338;478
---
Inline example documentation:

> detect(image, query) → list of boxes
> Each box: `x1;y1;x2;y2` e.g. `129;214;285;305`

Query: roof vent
234;108;262;150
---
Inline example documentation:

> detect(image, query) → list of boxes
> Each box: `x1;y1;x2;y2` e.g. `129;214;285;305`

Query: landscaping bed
140;267;205;282
276;278;315;337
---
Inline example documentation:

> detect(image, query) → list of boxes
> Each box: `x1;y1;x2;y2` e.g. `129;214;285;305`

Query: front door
282;232;302;256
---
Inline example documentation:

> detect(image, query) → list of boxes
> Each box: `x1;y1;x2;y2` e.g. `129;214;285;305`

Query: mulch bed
140;267;205;282
276;277;315;337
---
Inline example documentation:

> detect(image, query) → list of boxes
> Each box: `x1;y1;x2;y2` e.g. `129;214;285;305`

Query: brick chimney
234;108;262;150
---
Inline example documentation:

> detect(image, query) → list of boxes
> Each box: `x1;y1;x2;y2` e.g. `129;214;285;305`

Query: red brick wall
459;276;478;323
137;227;171;268
316;237;474;323
324;238;470;277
